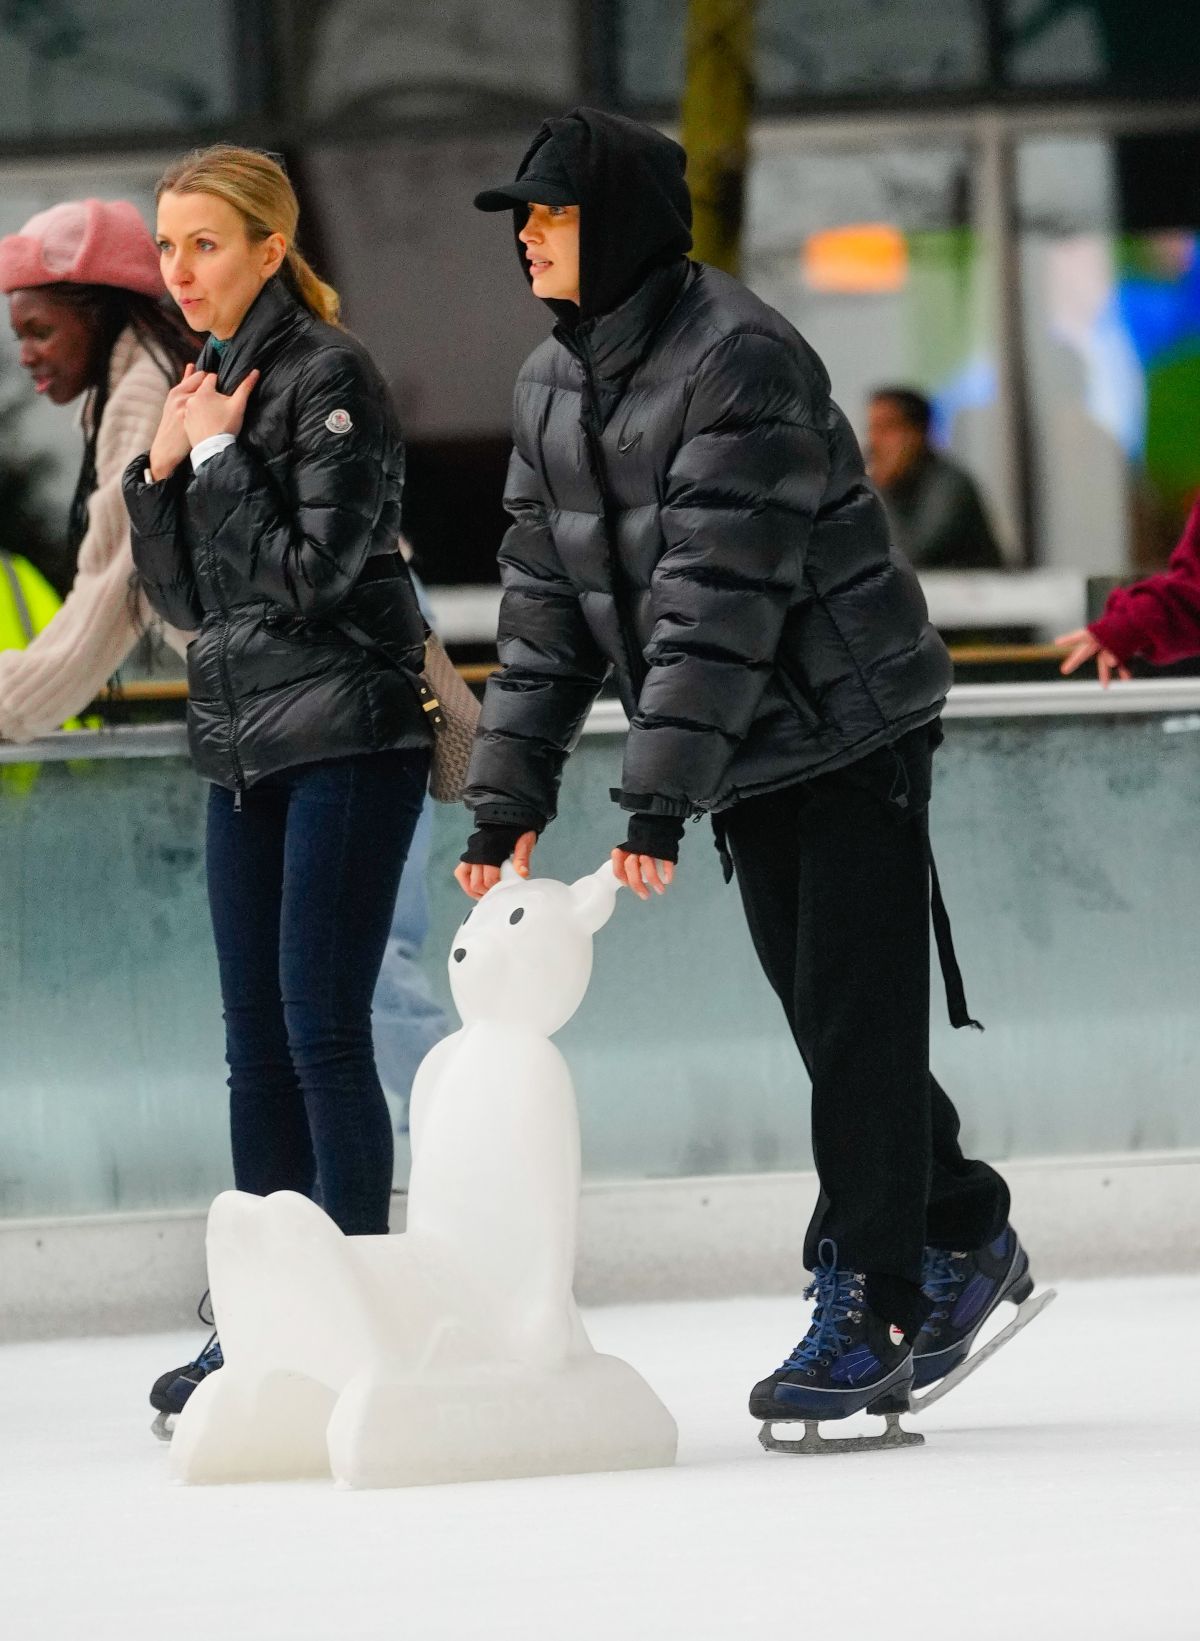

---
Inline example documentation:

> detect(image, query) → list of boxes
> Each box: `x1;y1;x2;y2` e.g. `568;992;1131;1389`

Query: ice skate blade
909;1287;1057;1413
151;1411;175;1443
758;1411;924;1456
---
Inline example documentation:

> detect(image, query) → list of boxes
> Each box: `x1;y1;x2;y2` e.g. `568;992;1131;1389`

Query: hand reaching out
453;834;677;903
611;848;675;901
1055;629;1131;688
455;830;538;900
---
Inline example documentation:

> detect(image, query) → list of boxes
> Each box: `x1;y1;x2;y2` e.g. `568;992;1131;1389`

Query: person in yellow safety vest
0;551;64;785
0;550;61;651
0;551;99;758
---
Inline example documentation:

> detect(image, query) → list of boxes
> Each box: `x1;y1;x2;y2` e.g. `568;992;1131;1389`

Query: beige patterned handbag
333;614;481;805
419;630;481;804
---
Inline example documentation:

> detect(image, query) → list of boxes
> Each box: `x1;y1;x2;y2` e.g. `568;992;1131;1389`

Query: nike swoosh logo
618;430;643;454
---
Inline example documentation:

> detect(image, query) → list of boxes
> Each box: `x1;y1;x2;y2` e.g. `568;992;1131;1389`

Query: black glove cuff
460;824;529;868
620;812;686;863
472;802;546;831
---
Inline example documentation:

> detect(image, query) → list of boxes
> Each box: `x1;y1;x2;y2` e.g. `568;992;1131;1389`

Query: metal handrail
425;576;1091;647
8;675;1200;766
81;644;1146;709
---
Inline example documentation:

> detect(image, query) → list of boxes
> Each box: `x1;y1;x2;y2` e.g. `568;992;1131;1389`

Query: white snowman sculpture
170;860;678;1488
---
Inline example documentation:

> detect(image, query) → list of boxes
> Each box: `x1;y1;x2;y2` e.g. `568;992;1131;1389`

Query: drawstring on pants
881;738;984;1032
927;832;983;1031
712;813;734;884
712;751;983;1031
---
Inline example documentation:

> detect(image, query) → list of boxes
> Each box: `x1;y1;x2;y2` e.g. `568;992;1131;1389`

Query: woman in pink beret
0;198;199;740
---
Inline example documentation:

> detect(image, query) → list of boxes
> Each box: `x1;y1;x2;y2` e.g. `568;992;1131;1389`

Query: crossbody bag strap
333;613;444;732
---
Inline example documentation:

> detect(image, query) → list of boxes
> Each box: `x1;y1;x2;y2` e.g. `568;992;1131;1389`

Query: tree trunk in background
680;0;757;277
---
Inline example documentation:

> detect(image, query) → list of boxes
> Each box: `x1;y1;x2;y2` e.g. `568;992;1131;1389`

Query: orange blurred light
802;224;909;294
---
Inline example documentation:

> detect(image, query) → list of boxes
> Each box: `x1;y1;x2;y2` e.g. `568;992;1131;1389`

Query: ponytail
283;247;340;326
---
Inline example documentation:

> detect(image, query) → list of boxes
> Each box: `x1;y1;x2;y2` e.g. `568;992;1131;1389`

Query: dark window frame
597;0;1200;121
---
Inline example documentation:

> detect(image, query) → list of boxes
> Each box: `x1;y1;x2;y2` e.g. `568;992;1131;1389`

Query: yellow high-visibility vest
0;555;82;792
0;551;61;650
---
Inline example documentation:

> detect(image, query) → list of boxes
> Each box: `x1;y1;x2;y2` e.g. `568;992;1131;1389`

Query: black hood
485;107;693;323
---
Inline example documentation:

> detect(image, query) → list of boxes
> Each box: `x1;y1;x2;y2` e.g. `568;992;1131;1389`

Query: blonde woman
0;199;198;739
123;147;432;1432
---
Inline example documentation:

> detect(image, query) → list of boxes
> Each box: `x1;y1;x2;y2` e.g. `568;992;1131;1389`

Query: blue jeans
206;749;429;1235
372;796;452;1132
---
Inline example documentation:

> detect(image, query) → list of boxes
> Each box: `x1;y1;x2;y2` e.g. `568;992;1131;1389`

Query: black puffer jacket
466;109;951;825
124;277;429;792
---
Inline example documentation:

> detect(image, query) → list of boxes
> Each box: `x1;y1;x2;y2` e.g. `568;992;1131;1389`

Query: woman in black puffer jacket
124;147;431;1424
462;111;1035;1436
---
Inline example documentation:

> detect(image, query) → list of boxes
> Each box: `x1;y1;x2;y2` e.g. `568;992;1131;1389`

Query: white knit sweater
0;328;192;742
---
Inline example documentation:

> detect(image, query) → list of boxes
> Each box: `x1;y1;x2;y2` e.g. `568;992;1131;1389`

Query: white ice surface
2;1276;1196;1640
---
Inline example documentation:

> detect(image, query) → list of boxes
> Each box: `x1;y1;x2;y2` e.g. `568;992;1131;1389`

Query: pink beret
0;198;164;300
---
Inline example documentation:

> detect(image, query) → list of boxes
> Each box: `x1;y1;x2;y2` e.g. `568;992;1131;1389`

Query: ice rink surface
2;1275;1196;1641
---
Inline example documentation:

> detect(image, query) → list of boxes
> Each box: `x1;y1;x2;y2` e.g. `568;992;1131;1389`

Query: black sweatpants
722;724;1009;1336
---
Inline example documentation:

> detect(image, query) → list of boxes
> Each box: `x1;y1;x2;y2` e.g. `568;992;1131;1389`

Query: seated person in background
868;387;1004;572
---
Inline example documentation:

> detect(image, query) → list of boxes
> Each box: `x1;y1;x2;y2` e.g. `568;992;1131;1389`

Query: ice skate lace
779;1240;865;1374
919;1249;968;1337
191;1332;223;1374
191;1292;222;1374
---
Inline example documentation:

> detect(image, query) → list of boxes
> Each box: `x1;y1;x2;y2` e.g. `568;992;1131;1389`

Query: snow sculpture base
171;863;677;1489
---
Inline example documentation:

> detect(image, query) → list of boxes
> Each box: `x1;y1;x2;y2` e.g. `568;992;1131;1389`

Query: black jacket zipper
574;331;648;700
205;532;245;801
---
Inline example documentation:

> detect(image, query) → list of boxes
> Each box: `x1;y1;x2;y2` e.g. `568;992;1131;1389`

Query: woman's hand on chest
183;368;262;446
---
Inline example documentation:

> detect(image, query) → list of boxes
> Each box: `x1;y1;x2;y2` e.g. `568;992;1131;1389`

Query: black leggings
723;729;1009;1334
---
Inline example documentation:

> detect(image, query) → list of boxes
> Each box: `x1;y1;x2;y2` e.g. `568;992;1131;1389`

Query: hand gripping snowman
170;861;678;1488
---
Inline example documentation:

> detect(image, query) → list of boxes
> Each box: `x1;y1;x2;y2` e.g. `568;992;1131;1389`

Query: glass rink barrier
3;678;1200;1226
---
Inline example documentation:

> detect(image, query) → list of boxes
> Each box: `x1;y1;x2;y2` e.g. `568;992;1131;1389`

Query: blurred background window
290;0;576;124
617;1;1200;108
1003;1;1200;95
617;0;989;106
744;137;1006;552
0;1;237;139
1018;130;1200;574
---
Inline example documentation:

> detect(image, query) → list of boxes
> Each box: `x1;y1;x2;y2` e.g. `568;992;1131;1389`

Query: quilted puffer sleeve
189;346;395;618
617;331;830;814
463;440;610;824
123;456;203;631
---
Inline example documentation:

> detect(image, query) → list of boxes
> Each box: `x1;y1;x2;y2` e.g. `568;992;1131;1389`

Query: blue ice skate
150;1293;224;1442
909;1226;1055;1410
751;1241;923;1455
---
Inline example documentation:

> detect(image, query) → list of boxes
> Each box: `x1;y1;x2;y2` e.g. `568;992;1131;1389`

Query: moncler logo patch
325;408;353;434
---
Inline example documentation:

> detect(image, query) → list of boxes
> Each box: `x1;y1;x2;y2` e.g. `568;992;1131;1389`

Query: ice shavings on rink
1;1275;1197;1641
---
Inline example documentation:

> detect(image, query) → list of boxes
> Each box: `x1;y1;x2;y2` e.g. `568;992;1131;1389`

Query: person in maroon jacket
1057;499;1200;681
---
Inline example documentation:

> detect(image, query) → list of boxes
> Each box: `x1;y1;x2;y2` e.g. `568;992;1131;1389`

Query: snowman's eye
509;907;525;925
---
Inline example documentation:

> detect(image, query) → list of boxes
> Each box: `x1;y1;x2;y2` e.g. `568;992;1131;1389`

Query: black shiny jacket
466;259;952;823
123;277;429;791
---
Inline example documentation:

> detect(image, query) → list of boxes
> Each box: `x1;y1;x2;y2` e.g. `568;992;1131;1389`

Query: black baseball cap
473;178;576;211
473;129;580;212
